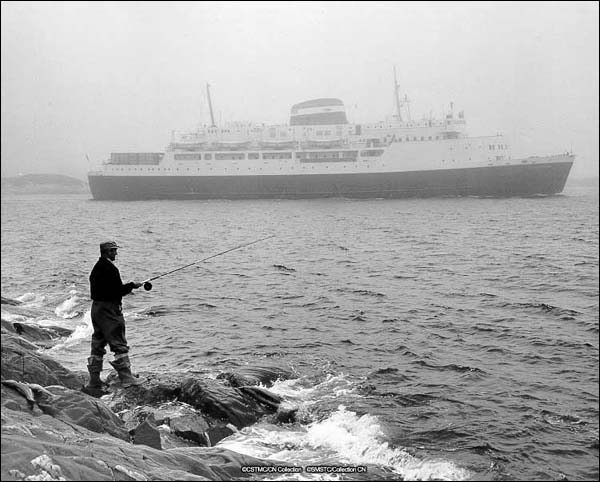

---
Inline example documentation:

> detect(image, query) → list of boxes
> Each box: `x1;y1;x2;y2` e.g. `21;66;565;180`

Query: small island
1;174;89;194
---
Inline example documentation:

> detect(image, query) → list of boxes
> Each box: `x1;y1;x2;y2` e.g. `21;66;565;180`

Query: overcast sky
1;1;598;180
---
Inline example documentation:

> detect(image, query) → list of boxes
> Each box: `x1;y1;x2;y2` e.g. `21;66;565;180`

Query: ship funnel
290;98;347;126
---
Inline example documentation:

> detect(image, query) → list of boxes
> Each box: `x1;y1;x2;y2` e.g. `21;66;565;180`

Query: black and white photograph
1;2;598;480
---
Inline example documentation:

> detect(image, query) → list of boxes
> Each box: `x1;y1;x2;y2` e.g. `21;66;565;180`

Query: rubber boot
85;356;107;389
109;355;142;387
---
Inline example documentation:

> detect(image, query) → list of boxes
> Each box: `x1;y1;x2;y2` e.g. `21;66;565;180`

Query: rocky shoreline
1;295;300;481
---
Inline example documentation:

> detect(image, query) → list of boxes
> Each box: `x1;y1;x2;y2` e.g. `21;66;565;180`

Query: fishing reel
143;281;153;291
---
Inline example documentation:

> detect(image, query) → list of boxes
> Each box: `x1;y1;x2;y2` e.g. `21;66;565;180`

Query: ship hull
88;159;573;200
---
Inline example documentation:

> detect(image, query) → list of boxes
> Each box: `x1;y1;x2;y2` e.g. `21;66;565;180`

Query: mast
393;65;403;122
206;83;216;127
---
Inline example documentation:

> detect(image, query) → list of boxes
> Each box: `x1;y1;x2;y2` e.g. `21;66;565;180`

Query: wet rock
1;331;38;350
206;424;237;446
170;414;210;446
121;401;214;448
1;333;85;389
81;385;110;398
1;384;44;415
1;318;17;333
1;296;21;305
131;418;162;450
1;382;128;441
275;402;299;424
217;364;295;387
238;385;283;410
106;372;181;412
156;424;201;450
43;386;129;441
179;377;270;429
151;400;198;424
121;407;157;432
12;321;73;345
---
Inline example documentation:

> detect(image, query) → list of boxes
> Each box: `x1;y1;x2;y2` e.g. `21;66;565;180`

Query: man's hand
132;282;143;289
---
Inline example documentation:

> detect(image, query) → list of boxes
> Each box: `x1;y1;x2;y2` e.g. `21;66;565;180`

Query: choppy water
1;185;598;481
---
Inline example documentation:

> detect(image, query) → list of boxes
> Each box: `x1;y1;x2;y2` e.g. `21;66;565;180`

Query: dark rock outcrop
1;334;85;389
131;418;162;450
217;364;295;387
275;402;300;424
1;296;22;305
105;372;181;411
179;378;271;429
11;321;73;347
239;385;284;409
169;414;211;446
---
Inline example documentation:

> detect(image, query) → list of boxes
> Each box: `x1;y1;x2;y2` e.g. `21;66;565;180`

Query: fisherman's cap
100;241;120;251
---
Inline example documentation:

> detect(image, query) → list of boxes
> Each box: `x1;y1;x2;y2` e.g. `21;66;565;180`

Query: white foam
16;292;42;303
269;373;357;403
306;405;388;459
46;310;92;353
219;405;472;480
54;291;82;319
268;378;319;400
0;312;29;323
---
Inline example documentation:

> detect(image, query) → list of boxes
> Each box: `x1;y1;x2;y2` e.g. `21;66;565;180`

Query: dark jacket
89;257;135;303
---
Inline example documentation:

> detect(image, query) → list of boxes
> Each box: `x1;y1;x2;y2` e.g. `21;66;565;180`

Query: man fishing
85;241;143;390
83;235;274;393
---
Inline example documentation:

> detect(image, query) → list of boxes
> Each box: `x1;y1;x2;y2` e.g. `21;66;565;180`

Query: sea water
1;184;598;481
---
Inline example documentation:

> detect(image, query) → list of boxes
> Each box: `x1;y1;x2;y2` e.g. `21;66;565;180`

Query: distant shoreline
1;173;89;194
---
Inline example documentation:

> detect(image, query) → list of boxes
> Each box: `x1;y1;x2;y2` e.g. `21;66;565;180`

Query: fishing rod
141;234;275;291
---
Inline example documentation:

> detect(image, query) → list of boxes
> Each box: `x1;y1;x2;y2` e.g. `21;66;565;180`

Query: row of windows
216;153;245;160
365;122;445;129
108;163;387;173
200;123;451;137
297;152;351;160
391;135;439;142
204;127;265;134
183;131;474;149
174;150;382;161
299;157;358;163
263;152;293;159
174;154;202;160
108;154;510;173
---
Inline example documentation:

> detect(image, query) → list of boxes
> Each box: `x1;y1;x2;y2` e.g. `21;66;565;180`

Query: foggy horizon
1;1;598;181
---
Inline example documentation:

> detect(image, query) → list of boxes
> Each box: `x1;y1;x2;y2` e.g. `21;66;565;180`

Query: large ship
88;75;574;200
